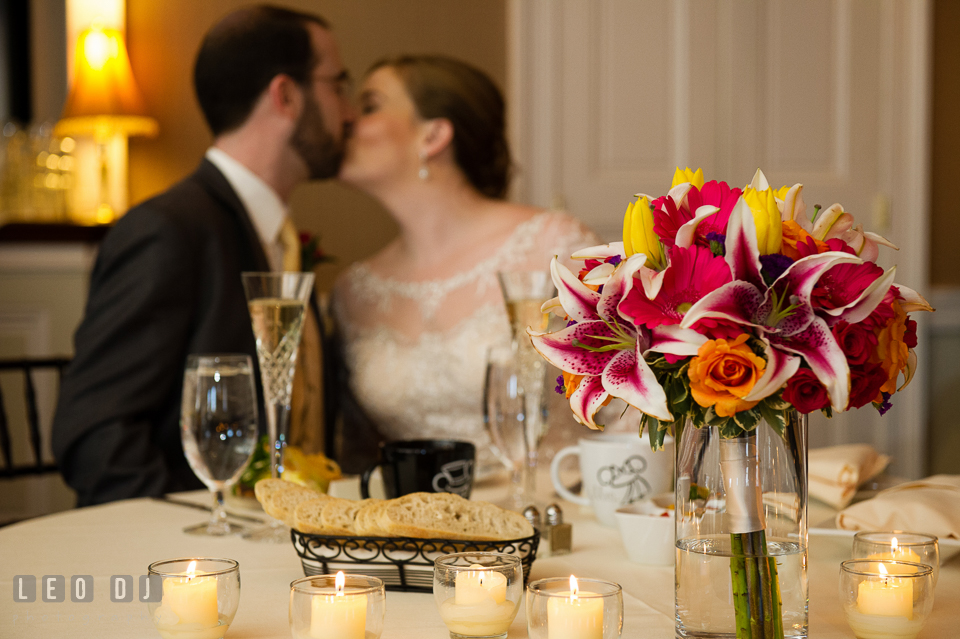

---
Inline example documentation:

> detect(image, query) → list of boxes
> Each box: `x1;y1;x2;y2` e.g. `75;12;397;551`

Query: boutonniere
299;231;334;271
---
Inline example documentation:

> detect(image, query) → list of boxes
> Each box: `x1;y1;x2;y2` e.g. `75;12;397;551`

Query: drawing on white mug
597;455;651;505
432;460;474;497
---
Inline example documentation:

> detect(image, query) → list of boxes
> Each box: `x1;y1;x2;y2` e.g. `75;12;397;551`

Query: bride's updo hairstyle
370;55;513;199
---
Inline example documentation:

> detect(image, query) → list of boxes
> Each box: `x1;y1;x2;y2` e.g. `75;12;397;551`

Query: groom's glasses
313;70;354;99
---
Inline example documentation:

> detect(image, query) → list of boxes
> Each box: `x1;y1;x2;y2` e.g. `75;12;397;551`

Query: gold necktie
280;218;325;454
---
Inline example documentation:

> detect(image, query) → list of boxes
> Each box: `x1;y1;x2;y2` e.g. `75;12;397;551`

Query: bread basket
291;530;540;592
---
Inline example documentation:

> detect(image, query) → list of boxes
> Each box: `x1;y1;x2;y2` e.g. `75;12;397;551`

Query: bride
332;55;598;472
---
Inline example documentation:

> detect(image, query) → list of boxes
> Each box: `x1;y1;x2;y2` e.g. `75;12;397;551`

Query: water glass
852;531;940;586
434;553;523;639
526;577;623;639
840;559;934;639
181;354;258;536
290;573;385;639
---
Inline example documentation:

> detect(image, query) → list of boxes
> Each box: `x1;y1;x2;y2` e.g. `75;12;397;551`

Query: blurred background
0;0;957;522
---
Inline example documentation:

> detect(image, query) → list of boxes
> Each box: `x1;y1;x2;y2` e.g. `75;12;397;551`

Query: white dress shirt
205;147;288;272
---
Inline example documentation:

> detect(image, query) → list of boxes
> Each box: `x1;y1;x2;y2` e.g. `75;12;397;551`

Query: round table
0;480;956;638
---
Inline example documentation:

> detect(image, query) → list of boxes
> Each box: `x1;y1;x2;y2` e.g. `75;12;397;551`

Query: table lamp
54;24;157;224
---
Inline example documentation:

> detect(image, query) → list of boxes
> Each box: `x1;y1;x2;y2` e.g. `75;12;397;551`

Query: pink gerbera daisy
653;180;743;249
619;245;733;328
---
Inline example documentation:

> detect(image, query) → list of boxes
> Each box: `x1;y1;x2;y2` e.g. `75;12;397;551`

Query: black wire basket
291;530;540;592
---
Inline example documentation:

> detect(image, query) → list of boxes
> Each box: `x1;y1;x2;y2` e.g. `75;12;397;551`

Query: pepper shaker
545;503;572;555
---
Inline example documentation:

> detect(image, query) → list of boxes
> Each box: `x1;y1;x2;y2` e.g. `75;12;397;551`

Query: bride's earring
418;150;429;180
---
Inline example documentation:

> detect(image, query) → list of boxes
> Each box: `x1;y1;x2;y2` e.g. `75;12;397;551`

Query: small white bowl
614;500;675;565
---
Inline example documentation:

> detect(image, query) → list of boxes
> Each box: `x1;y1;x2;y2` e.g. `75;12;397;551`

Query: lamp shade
55;25;158;139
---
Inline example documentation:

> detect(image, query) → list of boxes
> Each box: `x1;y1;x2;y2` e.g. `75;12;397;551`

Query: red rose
783;369;831;413
832;321;877;366
904;318;918;349
848;364;888;409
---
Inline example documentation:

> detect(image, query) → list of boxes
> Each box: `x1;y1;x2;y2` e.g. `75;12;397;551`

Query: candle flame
570;575;579;600
891;537;899;552
878;563;889;584
186;560;197;580
479;572;484;586
335;571;345;596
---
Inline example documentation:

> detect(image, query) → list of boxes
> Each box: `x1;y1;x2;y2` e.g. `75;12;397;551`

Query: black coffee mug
360;439;476;499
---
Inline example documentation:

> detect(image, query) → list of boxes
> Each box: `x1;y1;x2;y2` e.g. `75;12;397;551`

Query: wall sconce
55;24;157;224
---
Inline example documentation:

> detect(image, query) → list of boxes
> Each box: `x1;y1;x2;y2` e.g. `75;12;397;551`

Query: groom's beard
291;92;344;180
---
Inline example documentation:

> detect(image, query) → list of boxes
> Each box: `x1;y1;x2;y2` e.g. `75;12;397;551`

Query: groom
52;6;353;506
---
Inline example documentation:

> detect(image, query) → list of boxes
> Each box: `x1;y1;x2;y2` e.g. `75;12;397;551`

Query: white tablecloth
0;479;957;638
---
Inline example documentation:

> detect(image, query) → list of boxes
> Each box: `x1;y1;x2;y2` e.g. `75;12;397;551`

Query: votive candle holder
526;576;623;639
433;552;523;639
289;573;385;639
852;531;940;586
840;559;934;639
146;557;240;639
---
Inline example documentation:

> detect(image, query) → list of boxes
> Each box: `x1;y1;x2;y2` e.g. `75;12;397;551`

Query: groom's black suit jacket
53;159;279;506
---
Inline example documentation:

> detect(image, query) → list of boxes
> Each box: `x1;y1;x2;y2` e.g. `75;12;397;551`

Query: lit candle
155;561;222;639
309;571;367;639
858;564;914;618
546;576;603;639
439;564;517;636
867;538;923;575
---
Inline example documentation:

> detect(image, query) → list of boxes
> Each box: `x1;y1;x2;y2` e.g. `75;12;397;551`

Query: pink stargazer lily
681;198;897;411
528;255;705;428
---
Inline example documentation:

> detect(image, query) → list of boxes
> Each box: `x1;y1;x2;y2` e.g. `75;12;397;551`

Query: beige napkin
808;444;890;509
836;475;960;540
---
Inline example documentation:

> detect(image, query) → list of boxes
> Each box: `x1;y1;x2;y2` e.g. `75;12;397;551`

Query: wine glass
497;270;555;506
241;271;314;542
180;354;259;536
484;345;527;510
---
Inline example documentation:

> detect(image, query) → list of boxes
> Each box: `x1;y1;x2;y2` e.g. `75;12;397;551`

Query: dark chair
0;357;70;477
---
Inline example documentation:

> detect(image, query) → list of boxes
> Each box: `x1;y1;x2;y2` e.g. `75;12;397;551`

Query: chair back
0;358;70;477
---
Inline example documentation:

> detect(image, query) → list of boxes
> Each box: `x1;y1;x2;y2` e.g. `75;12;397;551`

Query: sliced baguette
320;498;374;535
381;492;534;541
354;499;390;537
294;497;342;534
258;480;328;527
253;478;289;505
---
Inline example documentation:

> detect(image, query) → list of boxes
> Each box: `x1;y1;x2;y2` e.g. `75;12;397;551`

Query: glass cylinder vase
674;411;808;639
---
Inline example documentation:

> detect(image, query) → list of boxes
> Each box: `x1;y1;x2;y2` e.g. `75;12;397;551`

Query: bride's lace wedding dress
332;211;599;470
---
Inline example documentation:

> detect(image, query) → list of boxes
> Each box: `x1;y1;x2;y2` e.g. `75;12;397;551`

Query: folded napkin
808;444;890;509
836;475;960;540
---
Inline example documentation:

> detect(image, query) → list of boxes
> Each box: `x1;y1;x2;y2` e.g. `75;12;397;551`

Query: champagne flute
180;354;258;536
484;345;527;510
497;270;555;506
241;271;314;542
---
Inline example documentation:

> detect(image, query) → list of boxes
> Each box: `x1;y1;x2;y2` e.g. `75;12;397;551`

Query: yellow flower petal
622;201;635;256
671;167;705;190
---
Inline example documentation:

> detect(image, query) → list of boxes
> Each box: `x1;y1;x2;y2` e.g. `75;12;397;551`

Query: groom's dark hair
194;5;331;136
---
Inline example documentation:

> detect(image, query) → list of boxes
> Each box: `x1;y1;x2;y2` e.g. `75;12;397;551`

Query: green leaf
733;408;761;432
758;402;786;438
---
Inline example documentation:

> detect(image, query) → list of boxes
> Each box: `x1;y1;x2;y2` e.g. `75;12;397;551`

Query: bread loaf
294;497;339;534
381;492;534;541
320;498;374;535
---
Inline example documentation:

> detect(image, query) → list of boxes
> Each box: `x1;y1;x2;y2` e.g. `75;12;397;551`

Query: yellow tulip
622;196;663;269
742;186;783;255
671;167;705;190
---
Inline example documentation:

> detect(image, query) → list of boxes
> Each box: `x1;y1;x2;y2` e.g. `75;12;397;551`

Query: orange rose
780;220;829;260
688;334;767;416
875;300;910;395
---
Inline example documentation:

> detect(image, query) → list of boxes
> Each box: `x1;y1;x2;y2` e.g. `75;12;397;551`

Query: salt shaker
545;503;572;555
523;505;541;531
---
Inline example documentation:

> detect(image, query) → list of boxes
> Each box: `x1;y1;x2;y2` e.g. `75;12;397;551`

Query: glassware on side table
497;270;555;508
484;345;527;510
241;271;314;542
180;354;258;536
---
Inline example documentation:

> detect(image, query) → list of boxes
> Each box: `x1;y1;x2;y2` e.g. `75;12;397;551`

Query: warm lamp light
55;24;157;223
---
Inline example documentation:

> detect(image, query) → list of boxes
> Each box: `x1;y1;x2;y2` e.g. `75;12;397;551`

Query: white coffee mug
550;433;674;527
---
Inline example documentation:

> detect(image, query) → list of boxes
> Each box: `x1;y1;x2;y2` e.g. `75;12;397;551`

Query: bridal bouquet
531;167;931;442
528;167;932;638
